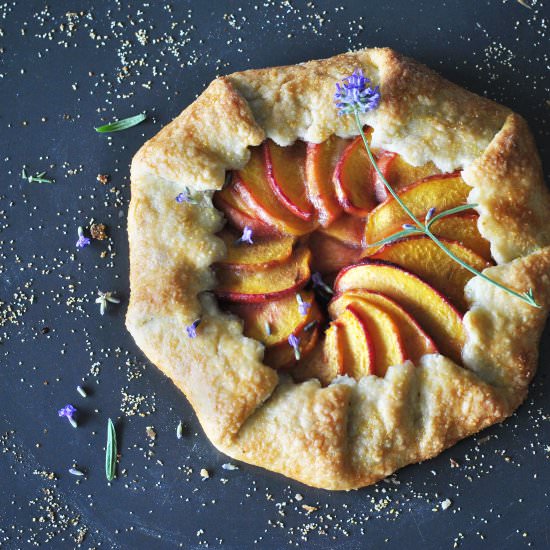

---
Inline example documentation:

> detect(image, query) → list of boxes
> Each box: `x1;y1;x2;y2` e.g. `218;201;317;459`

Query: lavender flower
296;293;311;316
311;272;334;295
95;291;121;315
176;187;198;204
288;333;301;361
58;404;78;428
334;69;381;115
402;224;417;231
76;227;91;249
235;226;253;245
425;207;437;223
186;318;201;338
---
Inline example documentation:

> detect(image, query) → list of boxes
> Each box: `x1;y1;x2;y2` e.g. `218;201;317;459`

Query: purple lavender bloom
402;224;417;231
334;69;381;116
76;227;91;249
288;333;301;360
426;207;437;222
236;226;253;245
175;192;189;203
186;318;201;338
296;293;311;316
58;404;78;428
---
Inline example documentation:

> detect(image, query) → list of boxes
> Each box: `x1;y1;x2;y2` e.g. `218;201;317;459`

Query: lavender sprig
58;404;78;428
334;71;540;308
288;334;301;361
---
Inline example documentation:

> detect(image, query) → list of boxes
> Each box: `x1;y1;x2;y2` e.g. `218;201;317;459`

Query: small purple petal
296;294;311;316
175;192;189;203
58;404;78;427
186;318;201;338
288;334;301;360
426;207;437;222
58;404;77;418
235;225;253;245
402;224;417;231
76;227;91;249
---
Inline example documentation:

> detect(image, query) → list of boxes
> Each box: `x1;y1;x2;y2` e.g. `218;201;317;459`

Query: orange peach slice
373;151;440;202
337;307;376;378
323;321;346;379
234;147;315;236
225;290;318;347
364;172;471;246
346;302;406;377
216;229;295;270
308;231;364;276
317;214;365;248
369;236;492;310
265;324;320;369
264;140;315;221
335;260;464;363
429;213;491;261
214;184;280;238
333;134;377;216
331;290;437;363
215;247;311;302
305;136;349;226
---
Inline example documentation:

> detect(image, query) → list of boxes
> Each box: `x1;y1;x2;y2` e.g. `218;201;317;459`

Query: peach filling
212;132;493;385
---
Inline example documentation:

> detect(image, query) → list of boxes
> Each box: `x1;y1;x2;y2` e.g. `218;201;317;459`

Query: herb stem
354;111;423;229
354;111;540;308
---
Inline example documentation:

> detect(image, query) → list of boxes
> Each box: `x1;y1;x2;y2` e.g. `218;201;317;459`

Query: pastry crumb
200;468;210;479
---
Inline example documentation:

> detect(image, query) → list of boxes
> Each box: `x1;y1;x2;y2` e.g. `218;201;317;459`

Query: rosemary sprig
22;168;54;184
353;111;540;308
95;113;146;133
105;418;117;481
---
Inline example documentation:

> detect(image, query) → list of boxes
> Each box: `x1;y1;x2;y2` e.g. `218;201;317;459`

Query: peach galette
127;48;550;490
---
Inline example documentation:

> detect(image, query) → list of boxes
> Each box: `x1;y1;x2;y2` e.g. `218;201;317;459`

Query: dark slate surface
1;1;549;548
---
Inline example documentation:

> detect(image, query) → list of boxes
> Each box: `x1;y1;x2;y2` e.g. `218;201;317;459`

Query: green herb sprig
105;418;117;481
22;168;54;184
95;113;146;133
353;111;540;308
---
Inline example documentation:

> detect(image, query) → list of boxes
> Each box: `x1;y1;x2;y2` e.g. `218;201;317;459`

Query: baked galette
127;48;550;490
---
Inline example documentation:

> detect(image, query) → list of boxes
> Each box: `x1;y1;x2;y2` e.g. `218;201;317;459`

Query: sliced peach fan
214;134;492;382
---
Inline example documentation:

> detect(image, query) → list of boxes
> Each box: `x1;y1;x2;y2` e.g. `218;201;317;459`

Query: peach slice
216;229;295;270
317;214;365;248
345;302;406;377
234;146;315;236
364;172;471;246
214;184;280;238
308;231;364;276
224;290;319;348
335;260;464;363
323;321;346;379
333;134;377;216
369;236;492;310
429;213;491;261
215;247;311;302
373;151;440;202
264;140;315;221
331;290;437;363
305;136;349;226
265;324;320;369
337;307;376;378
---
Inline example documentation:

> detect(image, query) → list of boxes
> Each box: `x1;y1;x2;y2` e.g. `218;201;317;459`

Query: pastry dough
127;48;550;489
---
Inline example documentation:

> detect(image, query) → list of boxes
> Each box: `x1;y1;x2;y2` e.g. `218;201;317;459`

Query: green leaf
95;113;146;133
105;418;117;481
365;229;422;248
426;203;479;229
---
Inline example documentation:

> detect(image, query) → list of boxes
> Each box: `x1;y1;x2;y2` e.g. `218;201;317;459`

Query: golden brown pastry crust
126;48;550;489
